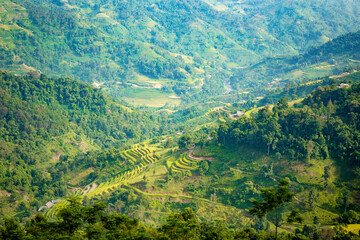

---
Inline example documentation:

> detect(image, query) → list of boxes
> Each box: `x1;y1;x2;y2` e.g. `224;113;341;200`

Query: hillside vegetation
2;81;360;238
1;0;360;239
0;71;360;239
0;71;167;219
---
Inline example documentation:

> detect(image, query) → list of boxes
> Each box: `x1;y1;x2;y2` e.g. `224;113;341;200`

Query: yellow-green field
67;168;94;186
123;88;181;107
342;224;360;235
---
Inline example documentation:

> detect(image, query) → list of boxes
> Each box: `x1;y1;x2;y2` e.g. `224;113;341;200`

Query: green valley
1;0;360;239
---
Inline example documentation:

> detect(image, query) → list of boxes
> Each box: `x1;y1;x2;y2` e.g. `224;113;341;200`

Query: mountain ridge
2;0;360;107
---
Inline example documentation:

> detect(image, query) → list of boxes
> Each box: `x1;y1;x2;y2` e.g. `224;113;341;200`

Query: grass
243;98;304;118
338;70;360;83
130;72;169;86
42;134;357;228
126;184;251;227
288;98;304;107
192;144;347;225
122;88;181;107
0;24;31;34
193;144;268;174
349;59;360;63
67;168;94;186
244;105;274;118
294;158;337;185
201;0;229;11
291;70;304;79
301;206;338;225
41;139;357;229
128;162;168;184
314;63;335;70
300;79;323;86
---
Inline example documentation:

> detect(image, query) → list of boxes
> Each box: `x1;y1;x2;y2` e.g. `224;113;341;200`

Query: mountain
230;30;360;91
1;0;360;106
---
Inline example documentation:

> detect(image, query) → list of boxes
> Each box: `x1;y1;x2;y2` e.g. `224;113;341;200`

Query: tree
263;133;274;156
323;166;331;187
210;192;217;213
178;134;192;149
319;226;335;240
28;70;40;79
160;208;200;240
275;97;289;111
287;209;303;224
199;161;209;175
218;123;229;145
249;178;300;240
306;140;314;161
338;210;360;224
275;152;282;161
0;218;26;240
313;216;320;225
327;99;335;120
57;196;85;236
198;138;205;149
164;138;171;148
354;167;360;177
308;189;318;209
143;175;147;183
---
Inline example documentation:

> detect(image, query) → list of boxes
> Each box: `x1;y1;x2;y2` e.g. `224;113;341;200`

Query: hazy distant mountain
230;30;360;90
1;0;360;92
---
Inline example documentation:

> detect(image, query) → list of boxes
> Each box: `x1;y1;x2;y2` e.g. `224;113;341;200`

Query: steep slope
0;71;165;219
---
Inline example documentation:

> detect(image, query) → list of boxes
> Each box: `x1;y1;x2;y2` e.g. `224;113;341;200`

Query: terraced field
45;199;69;219
84;147;158;198
222;105;232;112
171;154;201;173
45;146;158;218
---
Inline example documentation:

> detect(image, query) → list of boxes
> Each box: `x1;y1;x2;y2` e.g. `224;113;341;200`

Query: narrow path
330;70;358;79
188;150;214;161
82;183;98;195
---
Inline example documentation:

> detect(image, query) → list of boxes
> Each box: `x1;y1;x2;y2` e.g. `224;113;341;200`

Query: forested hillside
0;71;167;218
1;81;360;239
213;83;360;229
218;83;360;170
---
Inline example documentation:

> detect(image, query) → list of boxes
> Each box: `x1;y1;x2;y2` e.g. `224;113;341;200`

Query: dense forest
217;83;360;169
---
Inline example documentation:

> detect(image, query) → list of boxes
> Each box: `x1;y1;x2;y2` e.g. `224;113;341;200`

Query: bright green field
122;88;181;107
